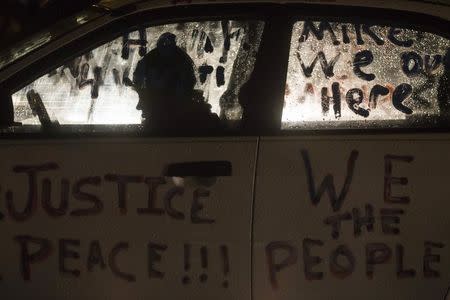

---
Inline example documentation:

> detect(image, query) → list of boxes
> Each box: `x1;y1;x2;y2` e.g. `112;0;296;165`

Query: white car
0;0;449;299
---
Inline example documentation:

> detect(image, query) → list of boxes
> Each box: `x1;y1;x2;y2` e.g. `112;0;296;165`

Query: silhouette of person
133;32;220;133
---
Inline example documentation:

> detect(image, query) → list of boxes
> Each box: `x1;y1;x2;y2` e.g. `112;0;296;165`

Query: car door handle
164;161;232;177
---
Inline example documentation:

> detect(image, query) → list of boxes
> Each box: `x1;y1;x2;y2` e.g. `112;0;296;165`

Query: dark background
0;0;99;47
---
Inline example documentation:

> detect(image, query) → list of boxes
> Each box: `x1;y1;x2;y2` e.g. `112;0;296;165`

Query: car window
11;20;264;132
282;20;450;130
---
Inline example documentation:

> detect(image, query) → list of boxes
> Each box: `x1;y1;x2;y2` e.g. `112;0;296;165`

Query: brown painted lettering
191;188;215;224
137;177;165;215
87;240;106;272
330;244;355;279
303;238;324;280
8;163;59;221
70;177;103;216
266;241;298;289
384;155;414;204
164;187;185;220
42;178;69;217
424;241;445;278
148;242;167;279
104;174;144;215
15;235;52;281
396;244;416;279
59;239;81;277
366;243;392;279
109;242;135;282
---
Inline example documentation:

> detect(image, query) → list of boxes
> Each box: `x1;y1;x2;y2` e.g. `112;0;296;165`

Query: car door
253;5;450;300
0;6;265;300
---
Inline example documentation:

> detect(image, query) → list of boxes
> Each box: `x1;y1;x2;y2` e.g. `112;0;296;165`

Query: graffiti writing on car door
0;162;231;288
266;150;447;295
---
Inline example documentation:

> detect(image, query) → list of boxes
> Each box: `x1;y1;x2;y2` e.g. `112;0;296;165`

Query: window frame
1;3;449;138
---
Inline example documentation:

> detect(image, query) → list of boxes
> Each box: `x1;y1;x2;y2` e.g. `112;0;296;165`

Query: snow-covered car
0;0;449;299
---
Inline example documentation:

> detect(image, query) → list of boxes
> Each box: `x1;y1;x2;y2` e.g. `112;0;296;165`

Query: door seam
250;136;261;300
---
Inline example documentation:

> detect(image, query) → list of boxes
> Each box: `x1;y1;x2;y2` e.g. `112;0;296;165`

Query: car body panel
254;134;450;299
0;137;257;300
99;0;450;20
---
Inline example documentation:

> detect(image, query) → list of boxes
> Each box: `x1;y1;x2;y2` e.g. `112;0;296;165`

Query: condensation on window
12;21;264;126
282;21;450;129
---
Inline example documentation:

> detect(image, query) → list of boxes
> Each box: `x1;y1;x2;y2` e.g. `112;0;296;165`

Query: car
0;0;449;299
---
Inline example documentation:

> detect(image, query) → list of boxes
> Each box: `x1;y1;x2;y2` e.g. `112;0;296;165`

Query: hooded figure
133;32;220;132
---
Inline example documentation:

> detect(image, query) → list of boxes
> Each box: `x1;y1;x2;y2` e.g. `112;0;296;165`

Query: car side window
11;20;264;132
282;20;449;130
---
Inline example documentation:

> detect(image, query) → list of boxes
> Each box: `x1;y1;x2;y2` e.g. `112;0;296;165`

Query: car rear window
282;21;450;130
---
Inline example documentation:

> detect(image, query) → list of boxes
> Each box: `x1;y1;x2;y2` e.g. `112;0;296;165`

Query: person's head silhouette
133;32;197;127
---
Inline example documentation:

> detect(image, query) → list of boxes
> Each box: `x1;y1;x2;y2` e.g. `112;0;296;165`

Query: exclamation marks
200;246;208;283
182;244;230;287
220;245;230;288
182;244;191;285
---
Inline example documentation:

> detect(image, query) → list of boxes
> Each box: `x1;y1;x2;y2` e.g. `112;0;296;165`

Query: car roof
0;0;448;85
99;0;450;20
